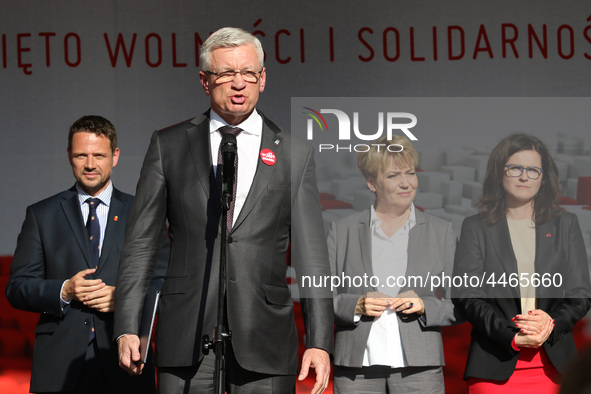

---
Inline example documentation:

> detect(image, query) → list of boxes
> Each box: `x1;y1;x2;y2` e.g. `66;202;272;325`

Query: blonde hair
357;135;418;180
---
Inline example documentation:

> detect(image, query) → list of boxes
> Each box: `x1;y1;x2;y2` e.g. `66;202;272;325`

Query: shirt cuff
60;279;72;307
511;336;520;351
117;333;134;342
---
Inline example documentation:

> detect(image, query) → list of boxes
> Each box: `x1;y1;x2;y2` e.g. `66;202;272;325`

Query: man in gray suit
114;27;333;394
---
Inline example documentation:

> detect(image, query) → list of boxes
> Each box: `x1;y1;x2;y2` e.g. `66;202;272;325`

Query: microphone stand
202;170;233;394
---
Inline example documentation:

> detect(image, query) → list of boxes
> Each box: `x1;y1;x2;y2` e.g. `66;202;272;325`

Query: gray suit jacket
114;111;333;375
328;208;460;368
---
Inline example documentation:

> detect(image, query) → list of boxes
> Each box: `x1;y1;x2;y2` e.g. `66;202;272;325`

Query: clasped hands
356;290;425;317
61;268;115;313
513;309;554;349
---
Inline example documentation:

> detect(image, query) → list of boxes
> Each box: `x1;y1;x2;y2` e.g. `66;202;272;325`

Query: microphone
220;134;237;202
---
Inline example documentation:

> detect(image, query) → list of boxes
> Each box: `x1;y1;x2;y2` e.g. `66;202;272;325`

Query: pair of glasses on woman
505;164;543;180
205;69;263;84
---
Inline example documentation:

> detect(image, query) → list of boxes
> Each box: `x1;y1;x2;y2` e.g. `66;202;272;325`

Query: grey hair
200;27;264;71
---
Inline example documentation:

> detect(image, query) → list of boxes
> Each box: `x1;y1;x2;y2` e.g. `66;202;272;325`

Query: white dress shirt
362;204;416;368
209;110;263;226
60;181;113;305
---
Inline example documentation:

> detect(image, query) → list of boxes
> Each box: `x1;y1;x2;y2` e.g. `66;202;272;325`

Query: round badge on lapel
260;149;277;166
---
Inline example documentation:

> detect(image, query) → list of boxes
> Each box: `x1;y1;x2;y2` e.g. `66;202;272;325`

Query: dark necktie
215;126;242;232
86;198;101;267
85;198;100;343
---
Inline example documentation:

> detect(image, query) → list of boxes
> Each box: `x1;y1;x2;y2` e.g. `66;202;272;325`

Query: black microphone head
221;134;237;154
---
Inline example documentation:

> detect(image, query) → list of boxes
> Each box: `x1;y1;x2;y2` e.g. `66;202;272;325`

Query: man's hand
118;334;144;375
83;285;115;312
298;348;330;394
62;268;105;302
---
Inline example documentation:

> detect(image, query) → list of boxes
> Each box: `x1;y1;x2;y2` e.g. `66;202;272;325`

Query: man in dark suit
6;115;168;394
114;27;333;394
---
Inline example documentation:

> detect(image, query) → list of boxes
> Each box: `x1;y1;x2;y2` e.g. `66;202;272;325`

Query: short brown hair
68;115;118;153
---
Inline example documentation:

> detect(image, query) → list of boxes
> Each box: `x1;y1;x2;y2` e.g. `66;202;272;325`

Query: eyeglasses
505;164;543;180
204;69;263;84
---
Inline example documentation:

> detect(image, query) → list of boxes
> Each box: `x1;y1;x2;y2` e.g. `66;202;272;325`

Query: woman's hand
513;309;553;335
390;290;425;315
355;290;425;316
355;292;393;317
514;316;554;348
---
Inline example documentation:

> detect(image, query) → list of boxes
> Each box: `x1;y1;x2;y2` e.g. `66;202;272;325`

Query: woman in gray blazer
328;135;460;393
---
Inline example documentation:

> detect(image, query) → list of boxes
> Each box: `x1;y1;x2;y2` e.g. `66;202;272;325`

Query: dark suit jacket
329;208;460;368
6;186;168;393
114;111;333;375
453;212;591;381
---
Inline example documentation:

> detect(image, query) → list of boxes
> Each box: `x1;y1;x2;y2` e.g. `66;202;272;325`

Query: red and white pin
260;148;277;166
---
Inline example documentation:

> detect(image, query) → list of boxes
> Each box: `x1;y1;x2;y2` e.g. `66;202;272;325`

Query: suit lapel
61;187;94;269
489;217;521;298
231;114;282;233
405;210;426;283
534;218;557;301
187;113;216;200
534;219;556;270
95;189;126;276
357;211;374;285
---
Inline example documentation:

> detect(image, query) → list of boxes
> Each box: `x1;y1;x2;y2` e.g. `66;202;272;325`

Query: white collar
209;109;261;137
76;181;113;207
370;203;416;230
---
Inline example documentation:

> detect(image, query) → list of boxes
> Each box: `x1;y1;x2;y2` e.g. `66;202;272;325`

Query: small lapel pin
546;233;552;238
274;139;280;145
114;216;119;221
